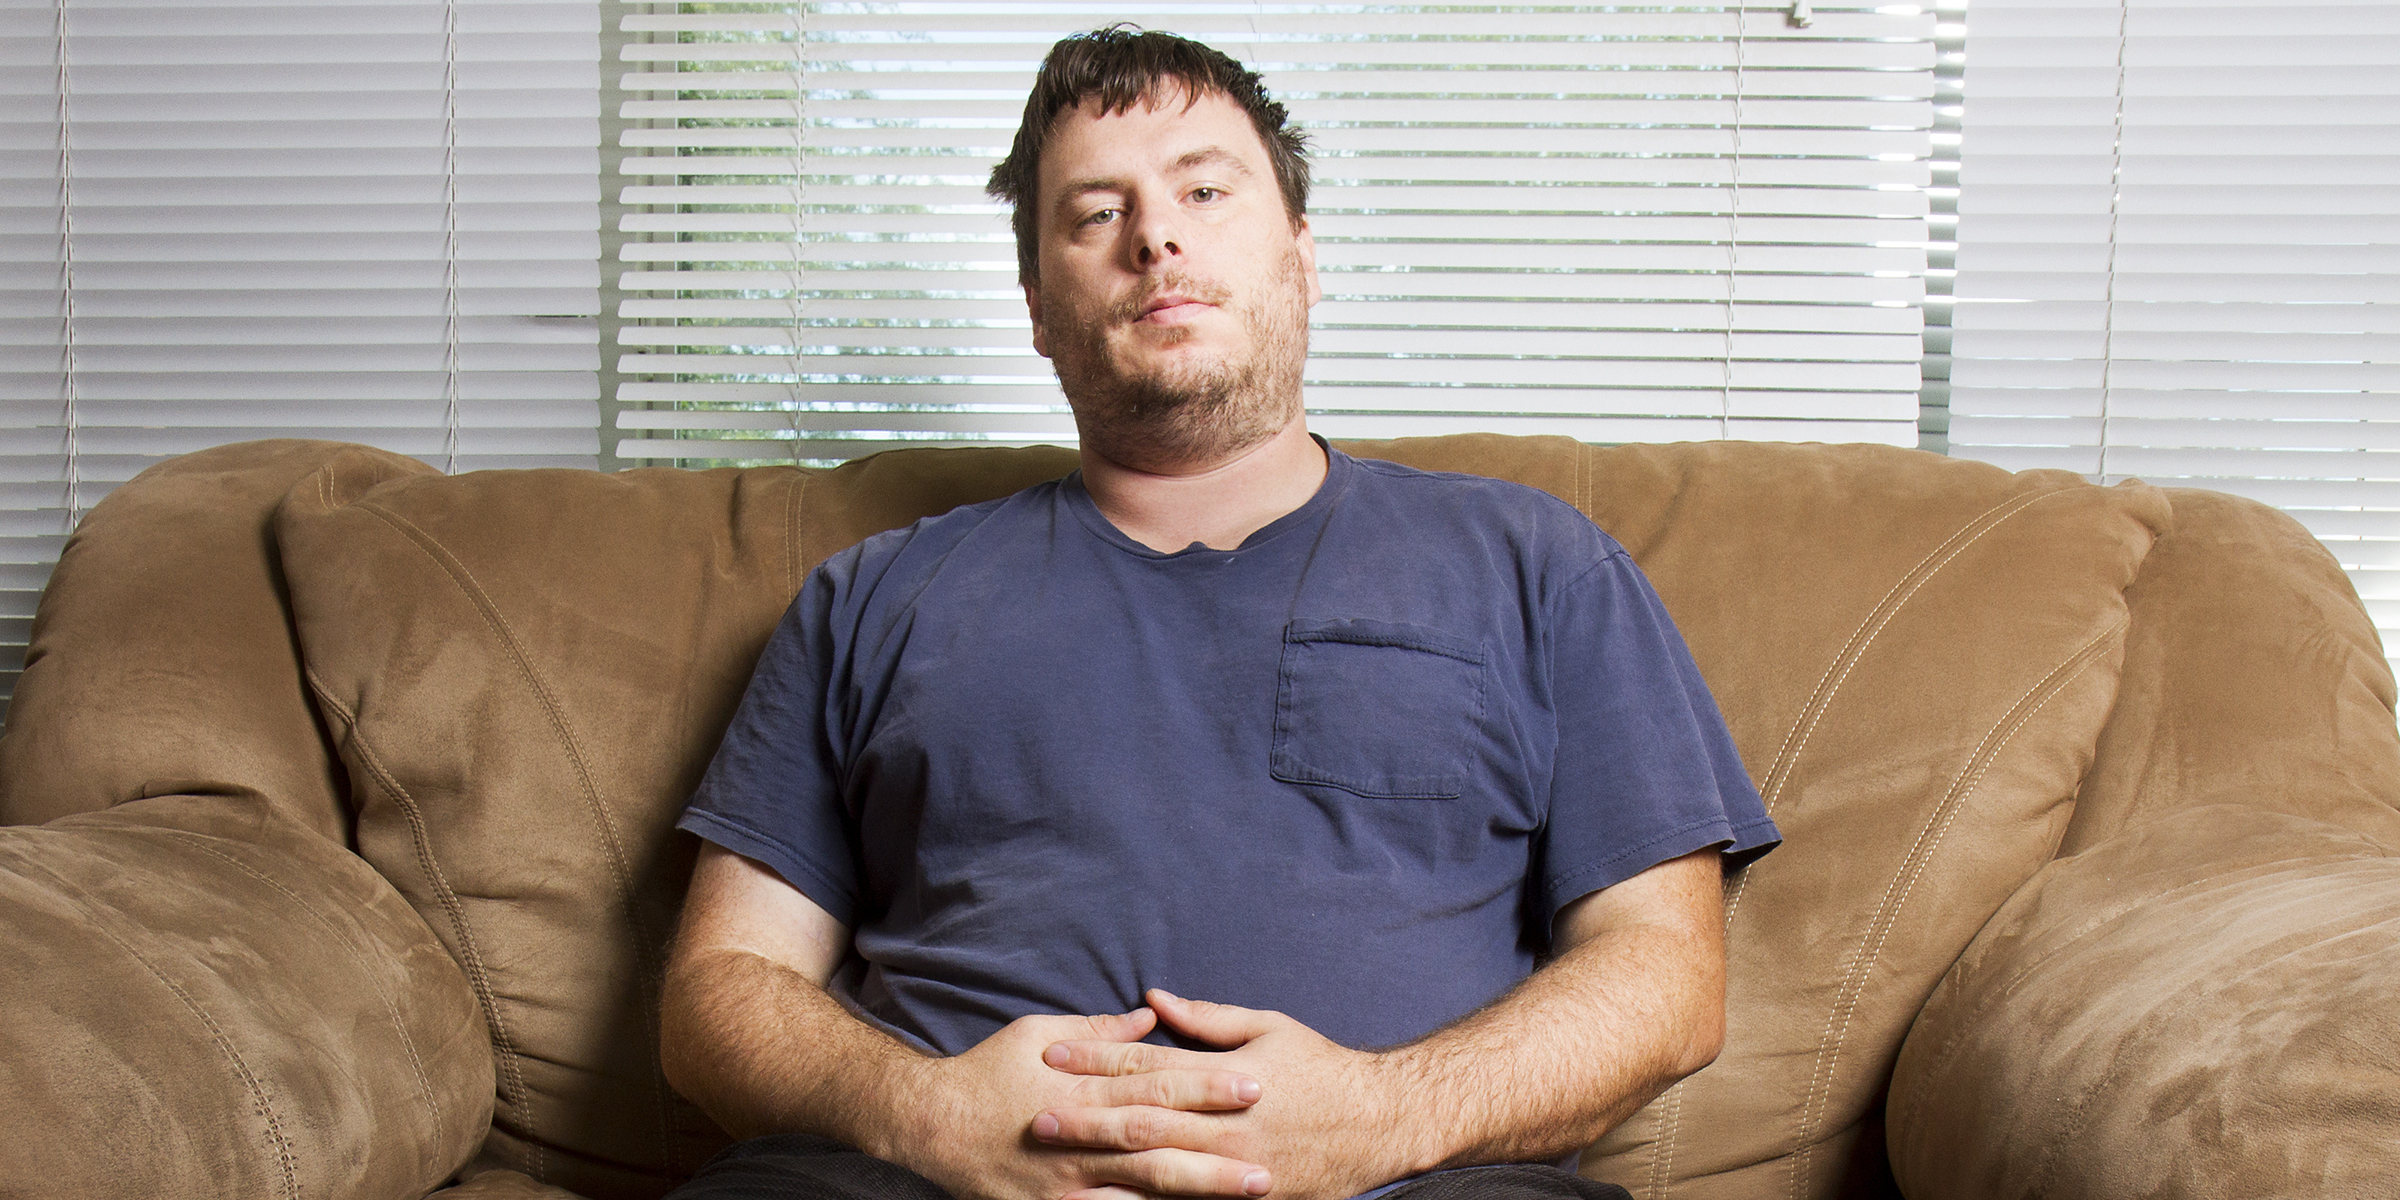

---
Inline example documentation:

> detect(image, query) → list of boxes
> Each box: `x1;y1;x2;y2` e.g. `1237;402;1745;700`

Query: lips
1121;274;1230;326
1139;296;1212;323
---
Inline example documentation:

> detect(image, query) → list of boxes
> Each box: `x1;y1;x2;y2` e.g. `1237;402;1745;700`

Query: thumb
1146;989;1275;1048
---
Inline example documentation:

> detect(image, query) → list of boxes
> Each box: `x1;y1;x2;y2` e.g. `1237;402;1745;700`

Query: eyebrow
1053;146;1260;215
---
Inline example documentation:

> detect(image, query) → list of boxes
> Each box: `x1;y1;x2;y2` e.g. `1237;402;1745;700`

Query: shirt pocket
1270;618;1487;800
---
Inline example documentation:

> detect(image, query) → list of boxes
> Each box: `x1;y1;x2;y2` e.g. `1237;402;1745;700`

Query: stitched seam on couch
1787;616;2125;1200
1643;1076;1686;1199
43;875;303;1199
159;830;448;1147
1676;484;2076;1187
1719;486;2072;941
787;465;806;597
309;669;545;1180
355;499;683;1174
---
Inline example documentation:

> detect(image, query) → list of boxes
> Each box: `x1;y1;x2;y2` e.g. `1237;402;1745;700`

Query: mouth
1137;293;1214;324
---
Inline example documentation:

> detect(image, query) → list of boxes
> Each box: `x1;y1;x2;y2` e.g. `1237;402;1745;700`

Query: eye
1189;186;1222;204
1079;207;1120;228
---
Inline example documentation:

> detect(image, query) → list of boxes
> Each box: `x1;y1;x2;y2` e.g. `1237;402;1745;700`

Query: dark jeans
664;1134;1635;1200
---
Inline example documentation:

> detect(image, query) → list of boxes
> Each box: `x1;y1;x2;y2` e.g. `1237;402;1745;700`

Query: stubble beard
1042;245;1311;474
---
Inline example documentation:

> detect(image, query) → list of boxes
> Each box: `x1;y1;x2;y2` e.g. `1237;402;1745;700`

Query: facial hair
1040;244;1311;474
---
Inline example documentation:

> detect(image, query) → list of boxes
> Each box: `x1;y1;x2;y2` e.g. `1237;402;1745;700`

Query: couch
1;435;2394;1200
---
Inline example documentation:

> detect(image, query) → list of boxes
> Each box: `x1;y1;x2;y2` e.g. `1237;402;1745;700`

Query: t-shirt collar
1062;434;1353;559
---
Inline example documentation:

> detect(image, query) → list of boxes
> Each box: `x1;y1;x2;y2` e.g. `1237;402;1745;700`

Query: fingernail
1033;1113;1060;1140
1243;1170;1271;1195
1234;1077;1261;1103
1043;1044;1071;1067
1155;989;1182;1002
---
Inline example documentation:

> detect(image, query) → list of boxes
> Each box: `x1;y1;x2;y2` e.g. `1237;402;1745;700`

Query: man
659;26;1776;1200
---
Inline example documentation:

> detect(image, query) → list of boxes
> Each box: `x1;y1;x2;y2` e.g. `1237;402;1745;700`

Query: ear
1295;219;1322;308
1024;281;1050;358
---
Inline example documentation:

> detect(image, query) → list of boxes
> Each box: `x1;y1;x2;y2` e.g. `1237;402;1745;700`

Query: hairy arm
1037;848;1727;1199
660;842;1275;1200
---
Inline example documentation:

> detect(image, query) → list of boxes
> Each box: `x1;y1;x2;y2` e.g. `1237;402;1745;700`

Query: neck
1078;417;1328;552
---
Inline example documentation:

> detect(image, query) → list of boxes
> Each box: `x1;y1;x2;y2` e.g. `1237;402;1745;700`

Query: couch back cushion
1352;437;2166;1198
2063;487;2400;853
275;445;1078;1199
275;435;2164;1199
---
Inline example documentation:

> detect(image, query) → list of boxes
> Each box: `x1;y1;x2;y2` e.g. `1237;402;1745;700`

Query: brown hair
987;25;1311;286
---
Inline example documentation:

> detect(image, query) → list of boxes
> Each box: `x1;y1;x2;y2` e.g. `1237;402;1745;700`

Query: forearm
1380;912;1724;1173
659;944;934;1157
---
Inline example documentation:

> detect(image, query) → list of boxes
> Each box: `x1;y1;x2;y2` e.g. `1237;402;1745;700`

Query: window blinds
0;0;602;688
1947;0;2400;677
610;1;1937;465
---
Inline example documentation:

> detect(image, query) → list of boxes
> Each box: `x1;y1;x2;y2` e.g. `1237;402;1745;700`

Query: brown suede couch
1;435;2395;1200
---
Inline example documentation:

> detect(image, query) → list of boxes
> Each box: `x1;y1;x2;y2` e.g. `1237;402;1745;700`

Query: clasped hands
899;989;1414;1200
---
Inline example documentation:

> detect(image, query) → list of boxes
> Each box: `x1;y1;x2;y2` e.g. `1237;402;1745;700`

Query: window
606;1;1938;466
1948;0;2400;678
1;0;601;691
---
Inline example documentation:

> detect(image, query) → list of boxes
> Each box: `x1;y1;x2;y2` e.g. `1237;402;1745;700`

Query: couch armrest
0;793;491;1199
1887;805;2400;1199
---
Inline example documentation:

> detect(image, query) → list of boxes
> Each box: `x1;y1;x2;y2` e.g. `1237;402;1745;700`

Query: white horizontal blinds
612;2;1935;464
0;0;601;694
1949;0;2400;676
0;0;604;479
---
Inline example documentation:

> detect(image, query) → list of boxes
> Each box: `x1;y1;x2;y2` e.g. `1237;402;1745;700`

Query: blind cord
54;0;81;532
1722;1;1748;440
786;4;806;461
2096;0;2128;486
442;0;463;474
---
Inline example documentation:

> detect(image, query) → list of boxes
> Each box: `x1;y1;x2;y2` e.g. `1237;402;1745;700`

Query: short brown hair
987;25;1311;286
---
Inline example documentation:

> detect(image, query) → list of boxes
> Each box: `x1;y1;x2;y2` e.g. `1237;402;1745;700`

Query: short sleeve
676;569;863;927
1538;549;1779;929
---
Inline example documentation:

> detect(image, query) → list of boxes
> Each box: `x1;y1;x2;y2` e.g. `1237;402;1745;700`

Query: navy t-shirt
680;444;1777;1057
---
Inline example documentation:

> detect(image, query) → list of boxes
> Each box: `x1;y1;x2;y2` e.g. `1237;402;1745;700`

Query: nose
1129;199;1182;270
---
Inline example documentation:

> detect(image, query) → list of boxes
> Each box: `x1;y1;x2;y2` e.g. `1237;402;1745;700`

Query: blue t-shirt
680;444;1777;1057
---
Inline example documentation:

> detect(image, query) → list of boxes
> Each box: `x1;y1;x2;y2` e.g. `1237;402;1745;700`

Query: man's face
1025;86;1321;469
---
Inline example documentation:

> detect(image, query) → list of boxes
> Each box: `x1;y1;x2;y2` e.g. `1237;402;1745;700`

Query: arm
660;842;1276;1200
1036;848;1726;1199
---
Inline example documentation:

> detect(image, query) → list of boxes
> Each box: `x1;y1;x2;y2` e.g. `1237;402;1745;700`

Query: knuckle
1126;1108;1170;1147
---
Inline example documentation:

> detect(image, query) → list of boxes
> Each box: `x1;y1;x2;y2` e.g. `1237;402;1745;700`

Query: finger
1036;1101;1259;1154
1087;1006;1159;1042
1044;1037;1211;1076
1061;1188;1147;1200
1010;1008;1156;1046
1144;990;1279;1049
1084;1148;1271;1199
1065;1067;1261;1112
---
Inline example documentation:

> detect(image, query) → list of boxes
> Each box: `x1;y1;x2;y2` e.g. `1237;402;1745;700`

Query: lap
664;1135;1632;1200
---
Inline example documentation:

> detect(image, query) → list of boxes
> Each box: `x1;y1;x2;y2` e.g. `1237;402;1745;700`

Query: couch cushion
0;792;489;1199
1888;805;2400;1198
1350;436;2168;1198
0;440;432;837
274;445;1077;1199
2065;487;2400;854
277;435;2164;1199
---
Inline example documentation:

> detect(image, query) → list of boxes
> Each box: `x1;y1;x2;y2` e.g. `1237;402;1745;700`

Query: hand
1035;991;1419;1200
882;1006;1274;1200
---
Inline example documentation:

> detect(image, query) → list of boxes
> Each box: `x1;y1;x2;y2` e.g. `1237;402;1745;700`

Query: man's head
989;27;1320;473
989;25;1310;290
